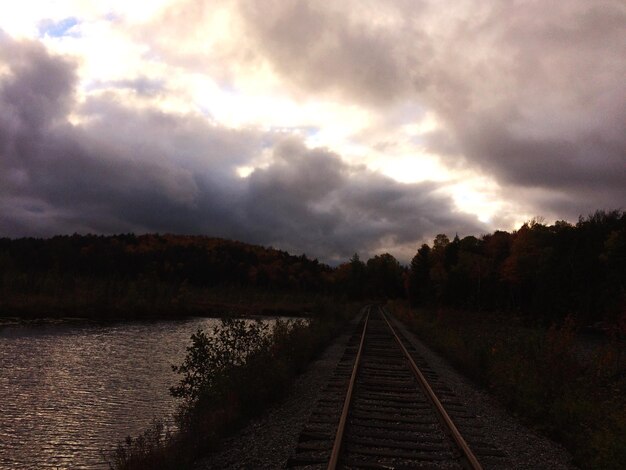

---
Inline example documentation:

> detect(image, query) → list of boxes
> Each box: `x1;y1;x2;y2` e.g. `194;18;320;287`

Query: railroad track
286;305;507;469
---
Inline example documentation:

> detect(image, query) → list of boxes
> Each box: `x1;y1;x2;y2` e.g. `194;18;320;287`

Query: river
0;316;281;469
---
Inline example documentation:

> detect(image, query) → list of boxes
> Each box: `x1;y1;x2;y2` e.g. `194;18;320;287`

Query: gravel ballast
195;308;577;469
194;314;363;470
388;311;577;470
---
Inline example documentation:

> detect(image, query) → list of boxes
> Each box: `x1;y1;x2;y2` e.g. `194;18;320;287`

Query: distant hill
0;234;335;319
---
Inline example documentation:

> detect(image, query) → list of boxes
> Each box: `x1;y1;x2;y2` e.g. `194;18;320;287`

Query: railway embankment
194;312;365;469
197;305;579;469
390;301;625;470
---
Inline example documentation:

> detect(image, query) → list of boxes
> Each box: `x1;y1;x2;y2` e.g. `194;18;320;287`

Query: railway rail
287;305;506;469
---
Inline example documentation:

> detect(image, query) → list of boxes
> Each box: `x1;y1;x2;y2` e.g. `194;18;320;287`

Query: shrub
170;319;272;402
105;420;178;470
108;302;355;469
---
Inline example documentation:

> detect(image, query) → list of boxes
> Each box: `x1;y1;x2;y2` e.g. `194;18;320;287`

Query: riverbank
193;313;363;469
0;286;326;322
107;301;359;470
0;316;241;469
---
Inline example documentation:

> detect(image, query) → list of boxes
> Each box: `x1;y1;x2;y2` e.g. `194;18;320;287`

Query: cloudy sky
0;1;624;262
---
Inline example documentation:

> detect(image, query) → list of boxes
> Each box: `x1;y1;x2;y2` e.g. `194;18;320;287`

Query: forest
0;210;624;327
405;210;625;327
0;234;334;318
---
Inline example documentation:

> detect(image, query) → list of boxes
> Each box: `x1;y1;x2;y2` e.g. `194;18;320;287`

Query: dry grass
389;300;626;470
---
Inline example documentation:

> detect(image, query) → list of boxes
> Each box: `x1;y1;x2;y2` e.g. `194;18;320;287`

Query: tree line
0;234;333;318
403;210;625;326
0;233;331;291
0;210;623;325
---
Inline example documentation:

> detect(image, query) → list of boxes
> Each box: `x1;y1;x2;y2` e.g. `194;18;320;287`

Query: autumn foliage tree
0;234;335;319
408;211;626;326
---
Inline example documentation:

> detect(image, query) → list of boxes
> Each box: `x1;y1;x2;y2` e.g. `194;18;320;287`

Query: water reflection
0;317;279;469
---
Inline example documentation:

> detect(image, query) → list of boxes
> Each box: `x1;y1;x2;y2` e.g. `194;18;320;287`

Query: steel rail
381;307;483;470
327;306;370;470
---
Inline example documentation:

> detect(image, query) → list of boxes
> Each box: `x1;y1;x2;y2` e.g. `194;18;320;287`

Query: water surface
0;317;278;469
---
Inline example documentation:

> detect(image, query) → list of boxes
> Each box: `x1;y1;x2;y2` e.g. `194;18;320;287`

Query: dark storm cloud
0;35;480;262
0;31;75;135
446;1;626;214
458;123;626;191
231;0;626;219
241;138;481;260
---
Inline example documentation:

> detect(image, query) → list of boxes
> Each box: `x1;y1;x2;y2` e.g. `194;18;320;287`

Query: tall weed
389;300;625;470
